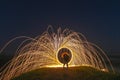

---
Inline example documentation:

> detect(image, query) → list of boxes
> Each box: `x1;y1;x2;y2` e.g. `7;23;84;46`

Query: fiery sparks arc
0;27;114;80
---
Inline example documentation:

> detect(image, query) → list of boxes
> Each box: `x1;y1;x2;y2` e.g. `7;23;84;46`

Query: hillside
12;66;120;80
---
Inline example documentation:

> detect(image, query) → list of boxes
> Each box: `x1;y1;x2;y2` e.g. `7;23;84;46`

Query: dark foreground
11;66;120;80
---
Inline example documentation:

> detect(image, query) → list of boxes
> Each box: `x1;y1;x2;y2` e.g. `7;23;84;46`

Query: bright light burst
0;27;114;80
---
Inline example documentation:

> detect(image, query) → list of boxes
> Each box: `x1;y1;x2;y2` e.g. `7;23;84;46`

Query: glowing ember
0;27;114;80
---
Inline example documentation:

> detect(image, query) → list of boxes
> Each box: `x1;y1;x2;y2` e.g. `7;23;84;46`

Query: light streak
0;27;114;80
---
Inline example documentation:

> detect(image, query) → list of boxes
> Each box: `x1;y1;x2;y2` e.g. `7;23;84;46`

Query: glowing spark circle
57;48;72;64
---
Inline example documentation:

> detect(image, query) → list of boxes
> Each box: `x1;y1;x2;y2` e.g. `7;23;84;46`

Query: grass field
11;66;120;80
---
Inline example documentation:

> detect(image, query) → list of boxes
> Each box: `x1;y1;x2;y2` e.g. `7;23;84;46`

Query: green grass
12;66;120;80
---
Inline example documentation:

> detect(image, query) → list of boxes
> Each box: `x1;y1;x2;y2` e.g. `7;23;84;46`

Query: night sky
0;0;120;54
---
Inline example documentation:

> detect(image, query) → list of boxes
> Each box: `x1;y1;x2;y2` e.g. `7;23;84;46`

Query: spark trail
0;27;114;80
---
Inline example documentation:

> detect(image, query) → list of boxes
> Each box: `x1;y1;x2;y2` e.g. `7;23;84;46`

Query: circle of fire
57;48;72;64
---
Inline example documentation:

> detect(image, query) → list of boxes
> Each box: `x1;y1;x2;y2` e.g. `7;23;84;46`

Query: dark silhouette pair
62;53;70;68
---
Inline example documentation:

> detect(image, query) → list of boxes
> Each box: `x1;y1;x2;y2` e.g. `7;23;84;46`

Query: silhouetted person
62;53;70;68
